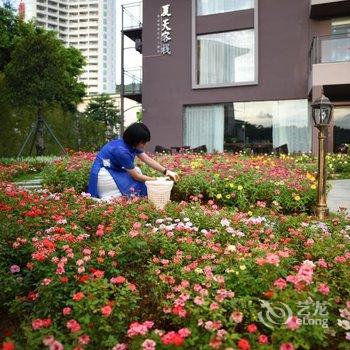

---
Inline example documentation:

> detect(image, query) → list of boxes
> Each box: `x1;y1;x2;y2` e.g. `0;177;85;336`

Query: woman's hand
165;170;179;182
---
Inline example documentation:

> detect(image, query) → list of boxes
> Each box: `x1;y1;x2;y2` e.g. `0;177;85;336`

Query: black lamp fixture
311;95;333;129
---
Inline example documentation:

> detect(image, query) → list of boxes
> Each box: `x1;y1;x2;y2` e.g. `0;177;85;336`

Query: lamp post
311;95;333;220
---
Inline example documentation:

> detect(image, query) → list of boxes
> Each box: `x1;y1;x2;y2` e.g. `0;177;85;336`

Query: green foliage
85;94;120;140
4;29;85;110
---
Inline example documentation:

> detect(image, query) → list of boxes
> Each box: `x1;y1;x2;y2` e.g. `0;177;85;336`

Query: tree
85;94;120;141
4;29;86;155
0;1;32;71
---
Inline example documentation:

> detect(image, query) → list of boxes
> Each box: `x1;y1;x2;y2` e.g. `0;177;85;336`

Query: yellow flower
294;195;301;201
247;211;253;216
239;265;246;271
226;195;231;199
237;185;243;191
229;183;234;188
311;184;316;190
216;193;222;199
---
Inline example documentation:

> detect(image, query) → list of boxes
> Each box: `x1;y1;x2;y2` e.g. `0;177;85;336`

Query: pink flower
318;283;330;295
230;311;243;323
274;278;287;290
194;296;204;305
62;307;72;316
141;339;156;350
258;335;269;344
112;344;127;350
32;318;52;330
127;321;154;337
78;335;91;345
42;336;55;346
41;278;52;286
210;302;219;310
49;341;64;350
10;265;20;273
265;253;280;266
280;343;295;350
286;316;301;330
178;328;191;338
101;305;113;317
110;276;126;284
66;319;81;333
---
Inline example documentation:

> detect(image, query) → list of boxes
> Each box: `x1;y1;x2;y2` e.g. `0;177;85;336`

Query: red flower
101;305;113;317
72;292;85;301
238;338;251;350
247;324;257;333
2;341;15;350
78;275;90;283
161;332;185;347
60;276;69;283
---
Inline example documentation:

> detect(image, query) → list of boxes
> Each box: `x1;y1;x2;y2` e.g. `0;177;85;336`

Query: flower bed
42;153;318;214
0;157;56;182
0;183;349;349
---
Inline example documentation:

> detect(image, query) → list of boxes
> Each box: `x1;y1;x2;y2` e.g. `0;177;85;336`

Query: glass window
197;29;255;85
184;100;311;154
197;0;254;16
334;107;350;152
184;105;225;153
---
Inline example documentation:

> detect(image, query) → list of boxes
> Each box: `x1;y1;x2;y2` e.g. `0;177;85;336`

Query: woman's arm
126;167;155;182
137;153;179;181
137;153;167;174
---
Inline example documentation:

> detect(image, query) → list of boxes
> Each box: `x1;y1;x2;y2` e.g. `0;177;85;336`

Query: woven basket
145;178;174;210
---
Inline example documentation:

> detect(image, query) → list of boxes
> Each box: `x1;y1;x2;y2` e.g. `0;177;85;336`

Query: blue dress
87;139;147;198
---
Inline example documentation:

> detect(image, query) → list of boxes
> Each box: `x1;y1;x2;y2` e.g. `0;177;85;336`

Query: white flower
220;218;230;227
337;319;350;330
227;245;236;252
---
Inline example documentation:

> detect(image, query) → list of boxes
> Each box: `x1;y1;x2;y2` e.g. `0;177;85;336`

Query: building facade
137;0;350;153
23;0;116;96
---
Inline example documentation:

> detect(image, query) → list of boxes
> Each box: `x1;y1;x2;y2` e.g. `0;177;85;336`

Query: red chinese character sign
156;4;172;55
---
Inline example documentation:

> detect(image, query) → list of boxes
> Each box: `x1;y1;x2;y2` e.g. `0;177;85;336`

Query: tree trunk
36;108;45;156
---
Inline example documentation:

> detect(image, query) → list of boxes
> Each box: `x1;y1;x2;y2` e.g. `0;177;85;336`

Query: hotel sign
157;4;172;55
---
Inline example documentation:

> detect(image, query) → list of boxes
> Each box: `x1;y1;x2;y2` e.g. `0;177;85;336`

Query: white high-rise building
23;0;116;95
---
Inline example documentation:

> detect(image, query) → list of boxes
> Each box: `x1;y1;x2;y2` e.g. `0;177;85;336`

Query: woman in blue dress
88;123;179;200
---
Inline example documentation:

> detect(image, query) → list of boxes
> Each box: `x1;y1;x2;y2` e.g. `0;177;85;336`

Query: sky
1;0;142;84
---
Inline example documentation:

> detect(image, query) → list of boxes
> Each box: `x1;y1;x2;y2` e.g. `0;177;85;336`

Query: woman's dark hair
123;123;151;147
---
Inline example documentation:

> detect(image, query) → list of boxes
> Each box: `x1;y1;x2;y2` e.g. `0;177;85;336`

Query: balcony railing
122;67;142;95
122;2;142;31
310;34;350;65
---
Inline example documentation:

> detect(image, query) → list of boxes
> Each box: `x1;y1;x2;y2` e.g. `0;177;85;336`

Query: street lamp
311;95;333;220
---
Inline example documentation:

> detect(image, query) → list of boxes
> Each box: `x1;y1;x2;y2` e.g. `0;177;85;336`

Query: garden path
328;179;350;214
14;176;42;191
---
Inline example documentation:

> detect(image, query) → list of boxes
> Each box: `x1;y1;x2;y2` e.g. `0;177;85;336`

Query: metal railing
122;2;142;31
309;34;350;67
122;67;142;95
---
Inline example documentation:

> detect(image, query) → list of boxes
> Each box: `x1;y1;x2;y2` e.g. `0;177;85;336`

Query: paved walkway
14;177;42;191
328;179;350;213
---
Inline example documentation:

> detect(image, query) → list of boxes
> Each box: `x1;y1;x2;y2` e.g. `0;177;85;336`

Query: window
197;0;254;16
184;100;311;154
197;29;255;85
